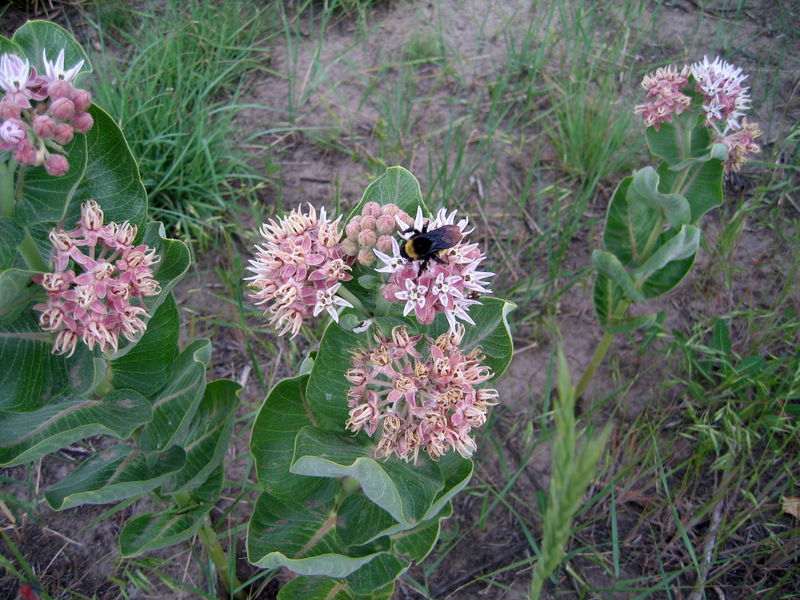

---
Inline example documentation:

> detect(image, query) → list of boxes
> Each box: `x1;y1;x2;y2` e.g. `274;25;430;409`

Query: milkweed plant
0;20;762;600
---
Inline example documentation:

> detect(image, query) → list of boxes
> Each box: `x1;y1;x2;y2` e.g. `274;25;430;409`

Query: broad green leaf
11;21;92;83
668;141;729;171
306;322;363;423
422;297;515;380
591;251;645;303
645;120;682;166
602;176;660;268
119;504;213;557
140;222;191;313
425;450;472;522
346;553;408;596
104;224;190;361
248;479;388;577
13;133;88;227
657;152;725;223
638;236;696;300
109;293;180;394
277;576;393;600
627;167;690;229
0;309;100;411
337;494;398;547
250;374;327;502
0;269;42;323
45;444;185;510
392;501;452;562
600;314;660;335
593;273;623;328
0;34;24;58
139;339;211;457
346;166;426;225
644;88;705;165
0;217;25;270
0;390;151;467
68;104;148;228
190;463;224;504
633;225;700;280
161;379;241;495
291;427;444;527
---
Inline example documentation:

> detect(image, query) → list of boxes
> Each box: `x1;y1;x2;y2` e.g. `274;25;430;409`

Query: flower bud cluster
0;49;94;176
375;207;493;332
342;201;412;266
246;204;353;338
345;324;499;463
33;200;160;357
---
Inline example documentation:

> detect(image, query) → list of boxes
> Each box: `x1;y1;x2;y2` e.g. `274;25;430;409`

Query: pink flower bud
50;97;75;121
376;235;394;254
342;238;359;256
0;100;22;120
345;219;362;241
361;215;377;231
357;229;377;248
71;89;92;112
394;210;413;228
53;123;74;145
13;141;38;166
376;214;396;234
363;201;381;218
358;248;376;266
0;119;26;149
47;79;73;100
71;112;94;134
44;154;69;176
33;115;56;138
382;203;400;216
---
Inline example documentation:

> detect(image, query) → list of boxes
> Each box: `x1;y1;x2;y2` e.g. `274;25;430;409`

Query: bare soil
2;0;799;599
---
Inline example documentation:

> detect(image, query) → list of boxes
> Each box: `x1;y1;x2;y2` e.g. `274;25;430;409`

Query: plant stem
336;285;368;317
0;161;16;217
198;516;245;600
638;214;664;266
173;492;245;600
18;231;49;272
1;161;49;271
574;299;629;400
93;375;114;399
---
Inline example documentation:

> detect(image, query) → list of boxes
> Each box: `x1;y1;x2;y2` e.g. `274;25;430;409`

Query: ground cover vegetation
0;0;798;598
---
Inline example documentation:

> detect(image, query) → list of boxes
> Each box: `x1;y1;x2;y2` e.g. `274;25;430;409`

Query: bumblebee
399;223;463;277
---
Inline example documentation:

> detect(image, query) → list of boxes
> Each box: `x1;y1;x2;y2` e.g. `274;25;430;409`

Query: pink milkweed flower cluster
635;57;761;173
246;204;353;338
33;200;160;357
375;207;493;332
345;324;499;463
341;201;412;267
691;56;752;132
0;50;93;176
633;64;692;131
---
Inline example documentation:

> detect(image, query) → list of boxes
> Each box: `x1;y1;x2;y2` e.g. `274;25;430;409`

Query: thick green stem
0;161;16;217
198;517;245;600
336;285;369;317
1;161;49;271
638;214;664;266
18;231;49;272
574;299;629;400
173;493;244;599
93;376;114;399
